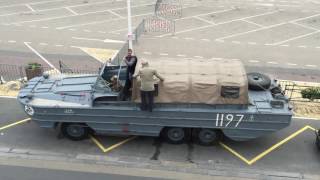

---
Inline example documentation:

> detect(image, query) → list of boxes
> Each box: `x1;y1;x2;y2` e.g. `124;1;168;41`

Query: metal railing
279;80;320;103
0;62;98;83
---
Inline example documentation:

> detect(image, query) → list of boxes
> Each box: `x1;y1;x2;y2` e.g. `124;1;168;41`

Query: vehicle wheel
162;127;187;144
194;128;220;146
61;123;89;141
247;72;271;91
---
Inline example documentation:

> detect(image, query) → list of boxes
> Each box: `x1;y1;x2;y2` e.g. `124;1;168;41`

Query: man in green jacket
134;60;164;112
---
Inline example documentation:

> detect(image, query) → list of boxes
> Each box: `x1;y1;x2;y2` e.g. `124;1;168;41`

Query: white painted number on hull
215;114;244;128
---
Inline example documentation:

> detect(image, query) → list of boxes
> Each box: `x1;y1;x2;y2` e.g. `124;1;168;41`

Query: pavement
0;97;319;179
0;164;163;180
0;0;320;81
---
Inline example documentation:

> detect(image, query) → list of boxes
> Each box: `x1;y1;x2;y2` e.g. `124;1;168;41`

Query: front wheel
61;123;89;141
194;128;220;146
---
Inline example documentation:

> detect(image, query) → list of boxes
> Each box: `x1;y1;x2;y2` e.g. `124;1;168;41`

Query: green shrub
301;87;320;100
27;62;42;70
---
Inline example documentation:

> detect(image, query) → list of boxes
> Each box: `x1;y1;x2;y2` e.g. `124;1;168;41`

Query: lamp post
127;0;133;49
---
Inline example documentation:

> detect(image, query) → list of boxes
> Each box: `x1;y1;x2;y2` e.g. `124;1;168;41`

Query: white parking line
249;60;260;63
143;52;152;55
8;40;16;43
217;22;287;40
248;42;257;45
291;22;319;31
280;44;289;47
232;41;241;44
298;45;307;48
215;39;225;43
216;12;320;40
267;61;278;64
57;12;151;29
180;8;234;21
161;10;279;38
287;63;297;66
264;43;275;46
65;7;78;15
41;26;49;29
24;42;60;73
305;64;317;67
57;4;196;29
108;10;124;18
83;29;92;32
194;56;204;58
25;4;35;12
39;43;48;46
177;54;186;57
10;3;153;25
159;53;168;56
184;37;194;40
201;39;210;42
193;16;216;25
241;19;265;27
55;44;64;47
72;37;124;43
272;30;320;45
0;0;64;8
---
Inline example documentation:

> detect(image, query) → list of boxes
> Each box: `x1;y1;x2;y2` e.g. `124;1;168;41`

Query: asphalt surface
0;165;163;180
0;0;320;82
0;98;319;179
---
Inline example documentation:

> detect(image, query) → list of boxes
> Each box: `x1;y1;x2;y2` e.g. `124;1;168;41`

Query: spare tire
247;72;271;91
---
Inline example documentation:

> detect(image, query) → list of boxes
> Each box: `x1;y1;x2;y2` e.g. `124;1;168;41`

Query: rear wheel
194;128;220;146
162;127;187;144
61;123;89;141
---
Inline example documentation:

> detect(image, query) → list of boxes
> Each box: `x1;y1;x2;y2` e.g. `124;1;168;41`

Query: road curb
0;146;316;180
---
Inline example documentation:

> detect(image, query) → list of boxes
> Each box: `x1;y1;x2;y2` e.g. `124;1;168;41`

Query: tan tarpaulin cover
132;58;248;105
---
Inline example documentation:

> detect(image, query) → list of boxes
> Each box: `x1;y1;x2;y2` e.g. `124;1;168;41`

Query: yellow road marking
220;125;317;165
78;47;118;63
219;142;251;165
90;135;137;153
0;118;31;131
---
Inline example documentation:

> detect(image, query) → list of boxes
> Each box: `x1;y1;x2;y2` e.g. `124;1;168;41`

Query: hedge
301;87;320;100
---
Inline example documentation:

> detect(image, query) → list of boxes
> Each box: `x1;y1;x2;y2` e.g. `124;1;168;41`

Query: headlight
24;105;34;116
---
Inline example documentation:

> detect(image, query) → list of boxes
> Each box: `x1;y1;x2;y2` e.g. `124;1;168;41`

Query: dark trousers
140;90;154;112
121;79;132;100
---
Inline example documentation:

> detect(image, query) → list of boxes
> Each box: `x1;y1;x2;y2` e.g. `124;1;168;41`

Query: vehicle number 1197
215;114;244;128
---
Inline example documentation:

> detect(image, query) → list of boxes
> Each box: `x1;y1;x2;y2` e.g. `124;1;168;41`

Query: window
221;86;240;99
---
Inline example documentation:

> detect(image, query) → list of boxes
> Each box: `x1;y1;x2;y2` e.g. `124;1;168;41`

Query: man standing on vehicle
134;60;164;112
122;49;137;100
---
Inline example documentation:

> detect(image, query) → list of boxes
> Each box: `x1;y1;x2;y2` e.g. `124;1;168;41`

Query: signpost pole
127;0;133;49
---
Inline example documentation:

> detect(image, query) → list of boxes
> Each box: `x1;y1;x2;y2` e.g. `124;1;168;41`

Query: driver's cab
92;65;131;105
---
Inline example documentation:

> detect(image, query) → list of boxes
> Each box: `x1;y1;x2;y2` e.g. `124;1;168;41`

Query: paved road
0;164;163;180
0;98;319;179
0;0;320;82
